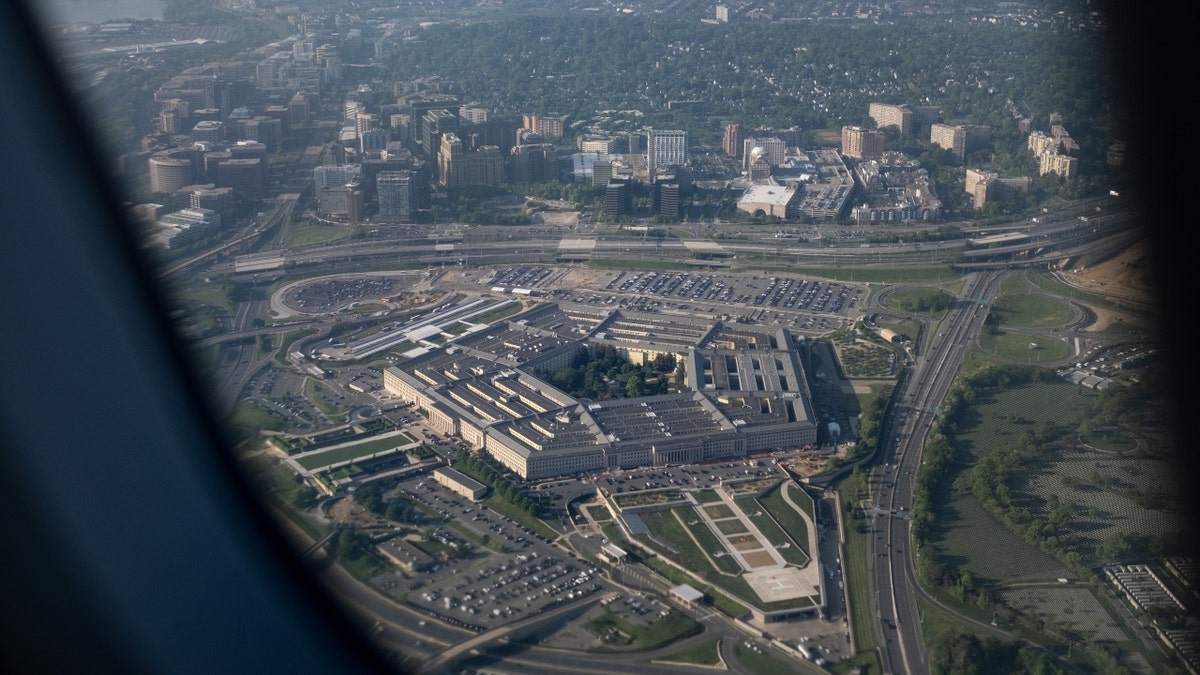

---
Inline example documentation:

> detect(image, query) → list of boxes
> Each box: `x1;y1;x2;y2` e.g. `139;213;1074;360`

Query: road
865;270;1004;674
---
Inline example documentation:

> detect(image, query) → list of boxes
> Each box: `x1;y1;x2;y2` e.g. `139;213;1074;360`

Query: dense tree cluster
385;15;1124;162
892;290;955;314
353;484;422;524
930;632;1065;675
453;448;539;517
541;345;677;401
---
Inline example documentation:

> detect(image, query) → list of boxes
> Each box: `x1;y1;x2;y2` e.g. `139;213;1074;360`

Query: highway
865;270;1004;674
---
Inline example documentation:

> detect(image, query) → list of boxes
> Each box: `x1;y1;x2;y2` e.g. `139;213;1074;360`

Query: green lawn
585;608;701;652
303;376;350;423
654;638;722;666
976;329;1071;362
226;399;290;438
285;221;352;248
883;286;956;315
834;470;879;657
296;431;415;470
732;641;803;674
989;292;1074;328
758;483;812;559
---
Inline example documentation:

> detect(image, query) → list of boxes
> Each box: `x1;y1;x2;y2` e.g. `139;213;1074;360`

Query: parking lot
543;269;863;333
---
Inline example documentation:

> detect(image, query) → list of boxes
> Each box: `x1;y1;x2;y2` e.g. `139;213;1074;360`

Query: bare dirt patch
327;496;377;528
558;267;617;291
730;536;762;551
1059;238;1158;332
782;454;832;479
743;550;779;568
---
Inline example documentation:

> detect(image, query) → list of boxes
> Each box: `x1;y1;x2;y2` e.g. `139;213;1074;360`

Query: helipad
744;567;815;603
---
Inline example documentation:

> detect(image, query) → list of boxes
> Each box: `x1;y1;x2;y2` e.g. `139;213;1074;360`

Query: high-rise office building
360;128;390;154
604;180;630;217
647;129;687;176
869;103;911;137
930;123;991;161
723;123;743;157
317;186;364;222
841;126;886;160
187;185;235;213
578;136;618;154
343;99;362;136
289;93;310;128
592;160;613;187
377;170;415;222
438;133;502;188
356;112;379;138
403;94;460;158
741;137;786;170
869;103;941;138
159;109;183;135
508;143;558;184
149;151;196;194
230;141;268;185
657;181;680;218
216;158;264;198
422;109;459;160
313;165;362;191
190;120;225;144
522;114;566;140
236;117;281;151
461;106;490;124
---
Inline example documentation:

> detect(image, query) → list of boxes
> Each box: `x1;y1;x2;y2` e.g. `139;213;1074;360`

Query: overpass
422;590;609;667
423;592;610;673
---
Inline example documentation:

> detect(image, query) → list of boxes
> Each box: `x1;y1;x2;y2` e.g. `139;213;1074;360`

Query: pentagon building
384;303;818;479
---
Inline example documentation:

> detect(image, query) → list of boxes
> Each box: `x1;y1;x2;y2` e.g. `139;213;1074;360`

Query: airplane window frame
0;2;395;673
4;1;1192;674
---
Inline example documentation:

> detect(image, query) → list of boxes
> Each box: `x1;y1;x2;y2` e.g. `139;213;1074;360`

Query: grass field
926;374;1185;670
835;472;878;657
989;291;1074;328
303;376;350;423
714;519;750;535
1024;270;1155;320
731;264;964;287
284;221;352;248
585;608;701;652
952;381;1094;462
932;494;1070;585
654;638;722;666
975;329;1071;362
226;399;290;437
999;586;1130;643
644;507;743;576
296;431;416;470
732;641;804;674
883;287;956;315
759;482;813;557
702;503;735;519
